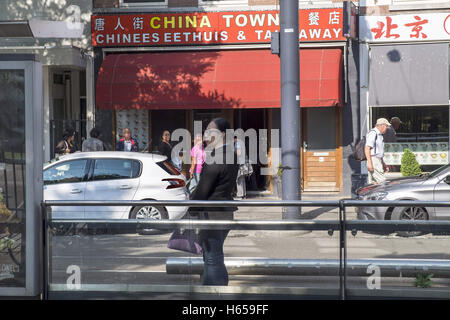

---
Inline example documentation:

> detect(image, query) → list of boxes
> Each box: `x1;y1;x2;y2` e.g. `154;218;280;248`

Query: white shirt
365;127;385;158
124;140;132;152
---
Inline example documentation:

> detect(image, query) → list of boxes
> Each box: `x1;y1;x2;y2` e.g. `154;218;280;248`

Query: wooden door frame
300;108;307;191
335;106;343;192
300;106;343;193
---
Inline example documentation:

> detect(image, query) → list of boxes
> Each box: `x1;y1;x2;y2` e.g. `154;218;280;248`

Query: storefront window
193;109;222;133
372;106;449;171
151;110;188;152
0;70;26;287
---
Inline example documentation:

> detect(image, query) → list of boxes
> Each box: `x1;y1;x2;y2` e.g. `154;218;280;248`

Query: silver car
356;164;450;234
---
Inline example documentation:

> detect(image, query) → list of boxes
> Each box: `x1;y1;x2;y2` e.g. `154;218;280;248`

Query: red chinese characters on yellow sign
91;9;345;47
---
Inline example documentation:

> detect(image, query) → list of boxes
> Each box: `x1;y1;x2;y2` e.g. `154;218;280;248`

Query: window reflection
373;106;449;171
0;70;26;287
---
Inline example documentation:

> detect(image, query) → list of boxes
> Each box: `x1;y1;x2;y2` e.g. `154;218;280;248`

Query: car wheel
129;205;169;235
390;206;428;237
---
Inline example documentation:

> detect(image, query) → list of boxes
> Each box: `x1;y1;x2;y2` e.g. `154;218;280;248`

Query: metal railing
50;119;87;159
0;150;25;214
41;199;450;300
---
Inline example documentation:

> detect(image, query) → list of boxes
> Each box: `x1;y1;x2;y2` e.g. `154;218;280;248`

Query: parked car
356;164;450;236
43;152;188;222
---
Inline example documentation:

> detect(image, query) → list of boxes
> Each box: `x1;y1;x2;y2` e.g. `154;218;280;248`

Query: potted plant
0;193;12;234
400;148;422;177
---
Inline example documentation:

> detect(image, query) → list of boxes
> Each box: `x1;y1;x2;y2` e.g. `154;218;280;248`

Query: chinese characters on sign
114;17;125;31
370;17;400;39
404;16;428;39
307;11;340;26
92;9;345;47
308;12;320;26
95;18;105;31
361;13;450;42
370;16;429;40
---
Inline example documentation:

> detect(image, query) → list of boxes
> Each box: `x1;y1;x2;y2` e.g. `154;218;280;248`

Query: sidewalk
235;192;348;221
232;193;352;238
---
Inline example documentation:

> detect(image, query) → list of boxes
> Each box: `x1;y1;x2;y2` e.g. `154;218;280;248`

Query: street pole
280;0;301;219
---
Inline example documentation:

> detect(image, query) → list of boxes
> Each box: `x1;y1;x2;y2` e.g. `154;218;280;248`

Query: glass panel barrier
46;203;342;299
0;70;26;288
346;203;450;299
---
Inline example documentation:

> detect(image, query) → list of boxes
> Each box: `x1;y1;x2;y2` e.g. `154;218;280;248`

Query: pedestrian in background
365;118;391;184
55;128;77;156
188;133;205;193
158;130;172;161
116;128;139;152
383;116;402;143
190;118;239;286
234;136;247;199
82;127;104;152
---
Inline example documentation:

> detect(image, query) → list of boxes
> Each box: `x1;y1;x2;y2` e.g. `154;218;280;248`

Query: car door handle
120;185;132;190
70;189;83;194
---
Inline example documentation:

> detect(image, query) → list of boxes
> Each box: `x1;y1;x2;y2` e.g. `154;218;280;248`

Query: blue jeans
198;229;230;286
189;172;200;193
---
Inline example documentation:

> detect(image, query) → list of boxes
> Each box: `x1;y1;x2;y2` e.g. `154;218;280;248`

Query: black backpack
351;130;377;161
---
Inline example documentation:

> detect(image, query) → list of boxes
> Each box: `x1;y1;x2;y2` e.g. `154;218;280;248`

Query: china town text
92;9;345;46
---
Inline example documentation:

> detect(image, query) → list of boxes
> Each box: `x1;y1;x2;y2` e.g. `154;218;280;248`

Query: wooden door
301;107;342;192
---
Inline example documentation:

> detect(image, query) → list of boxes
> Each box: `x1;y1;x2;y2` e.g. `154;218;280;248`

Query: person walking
383;116;402;142
190;118;239;286
365;118;391;184
188;133;205;193
116;128;139;152
82;127;104;152
234;137;247;199
55;128;77;156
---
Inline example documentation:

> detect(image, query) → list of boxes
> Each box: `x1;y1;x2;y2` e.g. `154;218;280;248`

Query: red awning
96;48;342;110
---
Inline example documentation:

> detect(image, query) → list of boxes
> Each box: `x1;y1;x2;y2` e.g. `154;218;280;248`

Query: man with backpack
365;118;391;184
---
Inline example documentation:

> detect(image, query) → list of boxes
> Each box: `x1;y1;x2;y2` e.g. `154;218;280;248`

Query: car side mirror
445;175;450;185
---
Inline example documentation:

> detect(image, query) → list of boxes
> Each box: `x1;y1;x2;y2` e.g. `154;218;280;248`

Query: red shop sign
92;9;345;47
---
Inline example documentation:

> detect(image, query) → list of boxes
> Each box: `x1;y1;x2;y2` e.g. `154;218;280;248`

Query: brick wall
93;0;119;8
249;0;279;5
359;5;389;15
168;0;198;7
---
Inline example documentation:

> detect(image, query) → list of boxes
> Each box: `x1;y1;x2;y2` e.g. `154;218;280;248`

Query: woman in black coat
158;130;172;161
55;128;77;156
190;118;239;286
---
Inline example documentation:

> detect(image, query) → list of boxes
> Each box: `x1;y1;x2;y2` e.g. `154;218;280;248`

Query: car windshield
428;164;450;179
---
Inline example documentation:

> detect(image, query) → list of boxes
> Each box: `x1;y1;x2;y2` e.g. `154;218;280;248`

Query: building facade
0;0;94;162
6;0;448;197
92;0;360;196
358;0;450;176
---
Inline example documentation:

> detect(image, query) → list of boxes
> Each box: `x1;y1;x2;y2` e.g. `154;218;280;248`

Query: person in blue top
116;128;139;152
